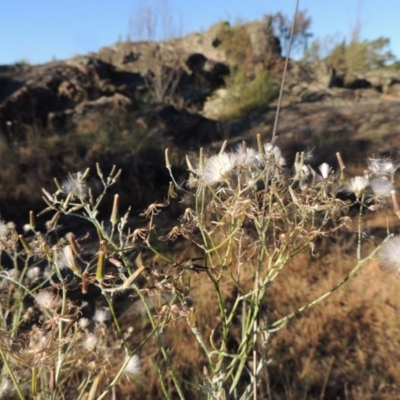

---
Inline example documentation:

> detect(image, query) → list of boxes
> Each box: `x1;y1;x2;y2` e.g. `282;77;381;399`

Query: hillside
1;19;400;400
1;19;400;219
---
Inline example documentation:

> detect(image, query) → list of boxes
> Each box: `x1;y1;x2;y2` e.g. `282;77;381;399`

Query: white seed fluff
378;236;400;273
124;354;141;376
201;153;238;186
93;308;111;323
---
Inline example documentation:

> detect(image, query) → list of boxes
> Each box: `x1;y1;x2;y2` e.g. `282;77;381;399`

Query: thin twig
271;0;300;142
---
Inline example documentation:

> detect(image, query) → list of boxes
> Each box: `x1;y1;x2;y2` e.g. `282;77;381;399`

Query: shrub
214;22;278;120
0;135;399;399
221;64;278;120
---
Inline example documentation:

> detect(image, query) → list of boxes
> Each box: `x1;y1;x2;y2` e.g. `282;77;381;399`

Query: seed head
26;266;41;282
82;334;97;352
201;152;238;186
93;308;110;324
0;220;8;239
62;172;88;199
367;157;400;181
378;236;400;273
235;146;263;169
35;291;60;310
318;163;332;179
264;143;285;167
346;176;369;198
124;354;141;376
370;178;394;199
78;318;90;330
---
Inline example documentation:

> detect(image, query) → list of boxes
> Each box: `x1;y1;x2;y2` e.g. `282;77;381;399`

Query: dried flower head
26;266;41;282
235;146;262;169
82;334;97;352
304;147;315;162
62;171;88;199
318;163;332;179
0;220;8;239
93;308;110;324
367;157;400;181
370;178;394;199
346;176;369;198
124;354;141;376
378;236;400;273
201;153;238;186
264;143;285;167
59;245;81;275
78;318;90;330
35;291;60;310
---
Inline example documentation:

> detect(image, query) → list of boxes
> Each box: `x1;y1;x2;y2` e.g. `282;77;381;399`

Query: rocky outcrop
0;19;283;139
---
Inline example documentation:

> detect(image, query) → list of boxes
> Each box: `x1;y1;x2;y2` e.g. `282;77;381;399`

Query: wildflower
318;163;332;179
35;291;60;310
378;236;400;273
346;176;369;198
201;152;238;186
93;308;110;323
124;354;141;376
370;178;394;199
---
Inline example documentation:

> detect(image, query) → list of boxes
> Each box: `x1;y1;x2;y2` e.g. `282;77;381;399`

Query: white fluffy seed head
0;220;8;239
346;176;369;198
370;178;394;198
378;236;400;273
62;172;88;199
367;157;400;179
124;354;141;376
235;146;262;169
201;153;238;186
319;163;332;179
26;266;41;282
93;308;110;324
82;334;97;352
78;317;90;329
35;291;59;310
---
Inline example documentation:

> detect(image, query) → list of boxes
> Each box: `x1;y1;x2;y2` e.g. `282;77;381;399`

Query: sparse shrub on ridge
215;22;279;120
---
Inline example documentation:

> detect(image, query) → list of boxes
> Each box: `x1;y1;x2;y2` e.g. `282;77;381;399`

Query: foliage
326;37;395;73
216;23;252;67
215;23;278;120
0;133;399;399
265;9;313;56
221;65;278;120
303;34;396;73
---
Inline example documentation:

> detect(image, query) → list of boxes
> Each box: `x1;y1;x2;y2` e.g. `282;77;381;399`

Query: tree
265;9;313;57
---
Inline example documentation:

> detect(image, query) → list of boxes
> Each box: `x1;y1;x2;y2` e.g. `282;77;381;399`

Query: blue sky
1;0;399;65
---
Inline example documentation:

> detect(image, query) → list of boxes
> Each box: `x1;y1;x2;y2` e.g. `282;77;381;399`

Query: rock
385;83;400;97
135;104;219;146
203;88;229;119
74;93;134;118
343;76;372;90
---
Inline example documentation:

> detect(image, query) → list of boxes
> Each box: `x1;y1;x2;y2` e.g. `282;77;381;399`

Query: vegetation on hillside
1;6;400;399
